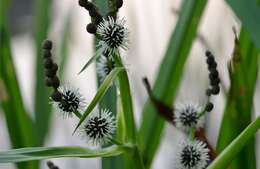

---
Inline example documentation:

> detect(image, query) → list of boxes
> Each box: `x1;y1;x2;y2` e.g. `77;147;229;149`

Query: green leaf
73;67;123;133
113;54;144;169
0;145;128;163
78;48;103;74
138;0;207;168
33;0;53;145
0;8;38;169
226;0;260;50
216;28;259;169
114;54;137;144
208;116;260;169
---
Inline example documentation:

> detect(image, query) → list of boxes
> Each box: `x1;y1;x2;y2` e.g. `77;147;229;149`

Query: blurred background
0;0;260;169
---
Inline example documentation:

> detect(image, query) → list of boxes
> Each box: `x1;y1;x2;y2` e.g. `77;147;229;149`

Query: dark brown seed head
205;50;212;57
210;77;220;86
43;49;51;58
44;58;53;69
89;8;99;17
116;0;123;9
206;88;212;96
52;63;58;73
45;69;56;78
211;85;220;95
85;2;94;10
206;56;215;65
78;0;87;7
205;102;214;112
51;76;60;88
42;40;53;50
86;23;97;34
51;90;62;102
47;161;54;168
45;77;53;87
209;69;219;78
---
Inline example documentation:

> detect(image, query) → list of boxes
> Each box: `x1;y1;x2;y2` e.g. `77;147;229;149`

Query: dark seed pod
89;8;99;17
47;161;54;168
85;2;94;10
45;69;56;78
206;88;212;96
116;0;123;9
208;62;217;69
78;0;87;7
51;63;58;73
86;23;97;34
45;77;53;87
42;40;52;50
210;77;220;86
43;49;51;58
205;50;213;57
51;76;60;88
211;85;220;95
51;90;62;102
209;69;219;78
205;102;214;112
206;56;215;66
44;58;53;69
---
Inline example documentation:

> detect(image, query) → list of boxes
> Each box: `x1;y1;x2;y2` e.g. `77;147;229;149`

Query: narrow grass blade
33;0;53;145
226;0;260;50
78;48;103;74
0;8;38;169
138;0;207;168
208;116;260;169
0;145;128;163
216;29;259;169
114;54;137;144
73;67;123;133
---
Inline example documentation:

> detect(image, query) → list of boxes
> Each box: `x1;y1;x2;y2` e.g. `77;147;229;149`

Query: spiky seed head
174;103;204;132
174;139;210;169
97;17;129;55
52;85;85;118
80;109;116;145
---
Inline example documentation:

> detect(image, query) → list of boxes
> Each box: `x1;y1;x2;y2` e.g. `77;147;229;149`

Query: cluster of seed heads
42;40;62;102
46;161;59;169
203;50;221;113
78;0;123;34
205;50;220;96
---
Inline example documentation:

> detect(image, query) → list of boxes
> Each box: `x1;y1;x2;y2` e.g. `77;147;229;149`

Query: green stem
208;116;260;169
114;53;137;143
74;111;82;119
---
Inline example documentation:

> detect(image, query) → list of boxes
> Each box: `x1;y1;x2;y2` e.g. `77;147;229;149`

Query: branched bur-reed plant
1;1;260;169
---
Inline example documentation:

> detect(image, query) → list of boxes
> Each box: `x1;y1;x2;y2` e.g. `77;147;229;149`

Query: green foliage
209;117;260;169
73;68;123;133
216;28;259;169
33;0;53;145
0;145;129;163
138;0;207;168
226;0;260;51
0;6;38;169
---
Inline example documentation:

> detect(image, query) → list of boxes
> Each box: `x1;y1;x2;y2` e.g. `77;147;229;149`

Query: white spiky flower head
96;54;115;82
97;16;129;55
52;85;86;118
80;109;116;145
174;102;204;132
174;139;210;169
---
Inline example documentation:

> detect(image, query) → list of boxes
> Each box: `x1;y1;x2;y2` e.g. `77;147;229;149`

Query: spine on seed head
42;39;62;102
